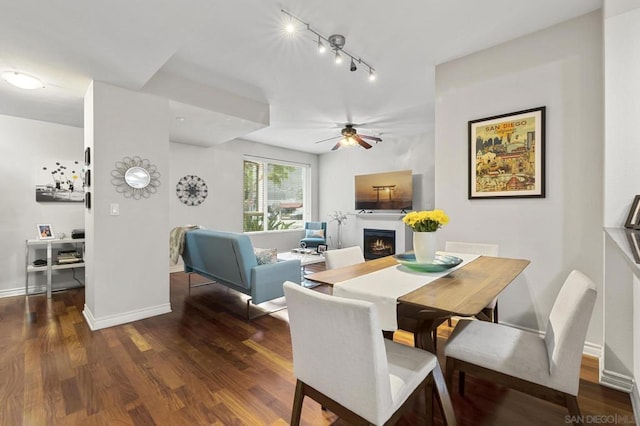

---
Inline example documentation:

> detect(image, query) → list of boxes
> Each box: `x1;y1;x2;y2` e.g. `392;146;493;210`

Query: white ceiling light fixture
2;71;44;90
280;9;376;82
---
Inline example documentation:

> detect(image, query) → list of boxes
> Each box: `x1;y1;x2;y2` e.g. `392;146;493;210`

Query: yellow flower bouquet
402;209;449;232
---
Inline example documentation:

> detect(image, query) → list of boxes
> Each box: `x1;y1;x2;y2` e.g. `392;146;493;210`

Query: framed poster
469;106;545;199
626;230;640;263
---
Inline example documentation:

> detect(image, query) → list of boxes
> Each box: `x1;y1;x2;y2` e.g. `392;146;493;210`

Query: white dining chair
283;281;457;425
444;270;597;423
324;245;365;270
445;241;500;323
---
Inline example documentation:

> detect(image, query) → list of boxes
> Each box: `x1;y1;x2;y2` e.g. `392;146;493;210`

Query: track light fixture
281;9;376;82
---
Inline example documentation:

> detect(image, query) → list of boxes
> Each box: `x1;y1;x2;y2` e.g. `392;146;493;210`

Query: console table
25;238;85;298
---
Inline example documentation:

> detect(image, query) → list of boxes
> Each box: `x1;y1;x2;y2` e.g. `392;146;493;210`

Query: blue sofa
182;229;301;316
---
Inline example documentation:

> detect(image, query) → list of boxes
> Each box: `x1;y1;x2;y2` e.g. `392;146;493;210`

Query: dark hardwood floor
0;264;634;425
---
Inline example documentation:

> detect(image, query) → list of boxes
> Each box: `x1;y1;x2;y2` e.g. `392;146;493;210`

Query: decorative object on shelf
280;9;376;82
328;211;348;248
317;244;327;254
37;224;55;240
402;209;449;263
176;175;208;206
36;159;85;202
111;156;160;199
469;106;545;199
625;195;640;229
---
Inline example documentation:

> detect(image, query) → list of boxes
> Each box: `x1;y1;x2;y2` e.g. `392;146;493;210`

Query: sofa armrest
250;259;302;304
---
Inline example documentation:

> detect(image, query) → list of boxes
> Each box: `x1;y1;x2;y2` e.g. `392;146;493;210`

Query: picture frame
625;195;640;229
84;169;90;187
84;147;90;166
37;224;55;240
626;230;640;263
317;244;328;253
85;192;91;209
469;106;545;199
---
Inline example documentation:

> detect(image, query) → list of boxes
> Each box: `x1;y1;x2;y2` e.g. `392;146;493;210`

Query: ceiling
0;1;601;154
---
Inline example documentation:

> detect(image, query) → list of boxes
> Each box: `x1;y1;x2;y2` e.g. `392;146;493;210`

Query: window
243;157;308;232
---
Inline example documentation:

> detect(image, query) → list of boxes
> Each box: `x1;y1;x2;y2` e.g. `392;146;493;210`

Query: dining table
305;252;529;425
305;252;530;353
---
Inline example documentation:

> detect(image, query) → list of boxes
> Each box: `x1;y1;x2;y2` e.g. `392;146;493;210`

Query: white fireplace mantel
356;213;412;255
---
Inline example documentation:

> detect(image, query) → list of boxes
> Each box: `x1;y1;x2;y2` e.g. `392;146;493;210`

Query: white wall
602;0;640;396
434;11;604;348
0;114;84;296
169;138;319;257
84;81;171;329
318;132;434;249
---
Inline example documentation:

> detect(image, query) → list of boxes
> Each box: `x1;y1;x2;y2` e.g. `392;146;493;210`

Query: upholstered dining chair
323;245;365;270
283;281;456;426
444;270;597;423
445;241;500;324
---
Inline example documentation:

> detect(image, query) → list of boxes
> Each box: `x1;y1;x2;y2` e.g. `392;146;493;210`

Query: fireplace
363;228;396;260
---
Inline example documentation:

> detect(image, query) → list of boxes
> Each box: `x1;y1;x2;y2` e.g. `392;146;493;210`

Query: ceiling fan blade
331;141;342;151
359;134;383;142
354;135;373;149
313;136;340;144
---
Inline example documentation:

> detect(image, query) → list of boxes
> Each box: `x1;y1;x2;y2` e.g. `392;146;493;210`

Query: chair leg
290;380;305;426
564;394;583;425
445;357;455;390
458;371;466;396
425;374;434;426
493;301;499;323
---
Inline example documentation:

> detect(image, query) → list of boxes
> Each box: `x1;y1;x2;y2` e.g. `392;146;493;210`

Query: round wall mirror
111;156;161;199
125;166;151;189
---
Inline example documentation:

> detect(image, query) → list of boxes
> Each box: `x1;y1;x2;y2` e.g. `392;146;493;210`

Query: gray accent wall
434;11;604;347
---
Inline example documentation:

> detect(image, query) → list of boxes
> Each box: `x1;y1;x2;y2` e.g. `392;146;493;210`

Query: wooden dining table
305;254;531;354
305;253;529;425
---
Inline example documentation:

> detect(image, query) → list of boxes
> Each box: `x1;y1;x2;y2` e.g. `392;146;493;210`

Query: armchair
299;221;326;249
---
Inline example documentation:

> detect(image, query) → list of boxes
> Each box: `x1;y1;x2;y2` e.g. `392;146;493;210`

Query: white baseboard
83;302;172;330
0;283;80;298
500;320;603;360
631;383;640;425
600;369;634;392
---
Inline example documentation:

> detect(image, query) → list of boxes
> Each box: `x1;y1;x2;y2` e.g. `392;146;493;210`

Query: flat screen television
354;169;413;211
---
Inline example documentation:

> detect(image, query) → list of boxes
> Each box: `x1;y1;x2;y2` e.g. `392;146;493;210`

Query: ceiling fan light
334;51;343;65
368;68;376;81
2;71;44;90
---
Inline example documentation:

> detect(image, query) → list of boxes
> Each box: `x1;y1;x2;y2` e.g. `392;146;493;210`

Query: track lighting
281;9;376;82
317;36;326;54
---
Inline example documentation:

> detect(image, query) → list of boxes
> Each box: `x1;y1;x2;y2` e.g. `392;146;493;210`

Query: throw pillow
305;229;324;239
254;248;278;265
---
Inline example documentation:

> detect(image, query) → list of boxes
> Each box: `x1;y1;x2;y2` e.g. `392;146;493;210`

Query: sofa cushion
254;248;278;265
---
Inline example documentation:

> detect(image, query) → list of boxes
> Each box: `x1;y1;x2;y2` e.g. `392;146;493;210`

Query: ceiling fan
314;124;383;151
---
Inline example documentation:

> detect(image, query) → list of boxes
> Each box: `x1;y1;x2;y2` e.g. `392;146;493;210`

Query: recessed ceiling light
2;71;44;90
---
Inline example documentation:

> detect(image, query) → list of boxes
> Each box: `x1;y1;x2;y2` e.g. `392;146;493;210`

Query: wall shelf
25;238;85;298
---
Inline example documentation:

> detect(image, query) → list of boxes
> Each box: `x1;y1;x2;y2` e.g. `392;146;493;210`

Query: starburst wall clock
176;175;208;206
